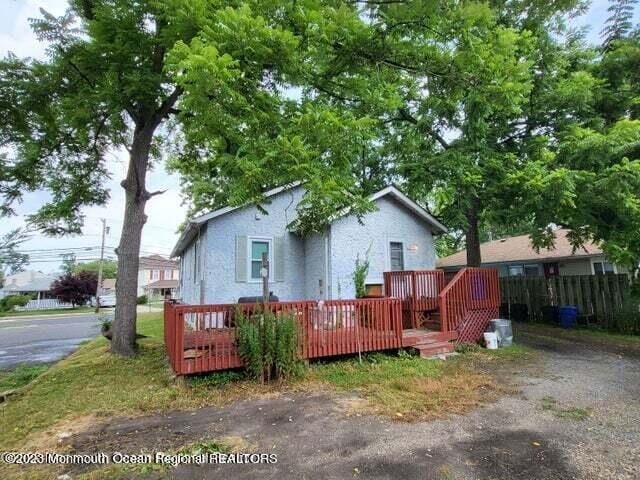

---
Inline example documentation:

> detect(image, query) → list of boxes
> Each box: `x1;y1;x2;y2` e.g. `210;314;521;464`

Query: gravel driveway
70;325;640;479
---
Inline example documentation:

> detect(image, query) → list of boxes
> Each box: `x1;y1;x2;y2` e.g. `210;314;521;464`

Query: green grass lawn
0;365;49;391
0;307;95;318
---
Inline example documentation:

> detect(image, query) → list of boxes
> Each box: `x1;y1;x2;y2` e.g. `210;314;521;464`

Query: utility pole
95;218;107;313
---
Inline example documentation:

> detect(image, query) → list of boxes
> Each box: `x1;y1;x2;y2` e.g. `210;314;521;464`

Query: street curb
0;311;102;322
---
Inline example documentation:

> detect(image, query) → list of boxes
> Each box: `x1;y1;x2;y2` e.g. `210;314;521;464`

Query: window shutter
274;236;285;282
235;235;247;282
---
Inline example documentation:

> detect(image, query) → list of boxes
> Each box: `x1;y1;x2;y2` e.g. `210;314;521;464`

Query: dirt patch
454;429;578;480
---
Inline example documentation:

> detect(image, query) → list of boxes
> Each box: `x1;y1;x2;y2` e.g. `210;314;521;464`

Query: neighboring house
101;278;116;295
138;255;180;297
171;184;447;304
437;229;626;278
0;270;56;299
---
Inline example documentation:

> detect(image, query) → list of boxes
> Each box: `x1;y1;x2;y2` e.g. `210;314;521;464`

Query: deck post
261;251;269;306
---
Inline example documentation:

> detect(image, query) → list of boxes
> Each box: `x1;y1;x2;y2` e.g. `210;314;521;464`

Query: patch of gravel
68;330;640;479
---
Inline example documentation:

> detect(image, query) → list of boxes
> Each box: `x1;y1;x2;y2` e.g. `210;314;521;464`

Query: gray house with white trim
171;184;447;304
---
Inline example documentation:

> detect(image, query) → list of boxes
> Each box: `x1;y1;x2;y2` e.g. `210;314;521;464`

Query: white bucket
483;332;498;350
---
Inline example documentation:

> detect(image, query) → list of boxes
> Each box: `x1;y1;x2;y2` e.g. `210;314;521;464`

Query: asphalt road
0;312;108;370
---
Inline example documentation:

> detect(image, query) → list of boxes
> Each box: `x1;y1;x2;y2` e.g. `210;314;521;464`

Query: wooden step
401;329;457;347
414;341;455;358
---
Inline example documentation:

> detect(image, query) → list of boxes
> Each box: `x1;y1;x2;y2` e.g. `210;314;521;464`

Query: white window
508;265;524;276
164;269;172;280
389;242;404;271
249;237;272;280
593;260;615;275
151;269;159;280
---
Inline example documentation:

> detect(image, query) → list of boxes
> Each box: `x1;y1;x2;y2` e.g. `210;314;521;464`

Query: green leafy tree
0;1;369;356
601;0;639;50
0;228;30;276
73;259;117;278
61;253;77;275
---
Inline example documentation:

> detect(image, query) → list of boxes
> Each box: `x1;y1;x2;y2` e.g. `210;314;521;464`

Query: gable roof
2;270;56;292
437;229;604;268
170;184;447;257
139;255;178;269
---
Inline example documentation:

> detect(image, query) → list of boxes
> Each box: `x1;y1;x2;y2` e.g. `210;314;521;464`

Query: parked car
91;294;116;308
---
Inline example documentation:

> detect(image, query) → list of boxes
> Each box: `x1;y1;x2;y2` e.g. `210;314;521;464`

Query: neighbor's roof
170;183;447;257
139;255;177;269
437;229;603;268
145;279;178;289
2;270;56;292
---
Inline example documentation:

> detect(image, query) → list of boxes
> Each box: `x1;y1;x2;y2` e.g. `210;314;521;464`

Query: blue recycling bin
559;306;578;328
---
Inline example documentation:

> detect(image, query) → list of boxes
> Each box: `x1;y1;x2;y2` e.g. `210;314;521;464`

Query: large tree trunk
111;123;154;356
465;194;481;267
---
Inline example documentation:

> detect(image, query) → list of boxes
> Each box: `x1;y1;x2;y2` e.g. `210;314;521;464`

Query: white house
171;184;447;304
137;255;180;297
0;270;56;299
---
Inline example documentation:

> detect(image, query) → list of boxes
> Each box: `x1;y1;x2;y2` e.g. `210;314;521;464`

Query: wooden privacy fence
164;297;403;375
500;274;631;323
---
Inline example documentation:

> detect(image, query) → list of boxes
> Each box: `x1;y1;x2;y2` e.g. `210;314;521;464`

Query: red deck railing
439;267;500;343
164;298;403;375
383;270;445;328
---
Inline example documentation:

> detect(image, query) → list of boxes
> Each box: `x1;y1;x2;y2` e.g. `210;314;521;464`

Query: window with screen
593;261;615;275
389;242;404;271
524;264;539;276
251;240;270;279
508;265;524;276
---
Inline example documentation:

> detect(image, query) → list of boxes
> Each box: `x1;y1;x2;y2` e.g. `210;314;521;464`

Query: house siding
177;188;441;303
558;258;593;276
191;187;307;304
328;196;436;299
303;231;327;300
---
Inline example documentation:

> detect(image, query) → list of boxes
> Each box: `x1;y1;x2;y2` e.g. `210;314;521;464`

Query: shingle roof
437;229;603;268
139;255;177;269
145;279;178;289
2;271;56;292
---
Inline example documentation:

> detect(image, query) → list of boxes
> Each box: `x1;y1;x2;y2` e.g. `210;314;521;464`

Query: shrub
137;294;148;305
353;254;370;299
0;294;31;312
236;307;304;383
50;271;97;306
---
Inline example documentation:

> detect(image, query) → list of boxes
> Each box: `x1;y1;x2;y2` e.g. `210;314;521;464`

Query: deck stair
402;329;456;358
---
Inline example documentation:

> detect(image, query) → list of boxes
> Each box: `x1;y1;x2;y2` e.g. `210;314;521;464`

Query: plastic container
490;319;513;347
483;332;498;349
559;306;578;328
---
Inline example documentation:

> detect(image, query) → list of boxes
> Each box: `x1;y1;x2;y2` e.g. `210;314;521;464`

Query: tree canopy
1;0;639;359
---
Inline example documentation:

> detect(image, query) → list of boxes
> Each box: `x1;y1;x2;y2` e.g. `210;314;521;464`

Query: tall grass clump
236;307;304;383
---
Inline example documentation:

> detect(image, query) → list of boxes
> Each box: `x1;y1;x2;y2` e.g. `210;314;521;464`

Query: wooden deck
164;268;500;375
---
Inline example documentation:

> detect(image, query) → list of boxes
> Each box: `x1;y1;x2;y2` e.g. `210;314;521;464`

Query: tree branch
398;108;450;149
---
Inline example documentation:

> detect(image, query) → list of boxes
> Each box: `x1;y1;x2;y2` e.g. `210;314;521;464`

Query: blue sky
0;0;638;272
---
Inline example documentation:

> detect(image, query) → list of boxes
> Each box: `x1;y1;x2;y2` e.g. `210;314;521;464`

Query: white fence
15;299;76;311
